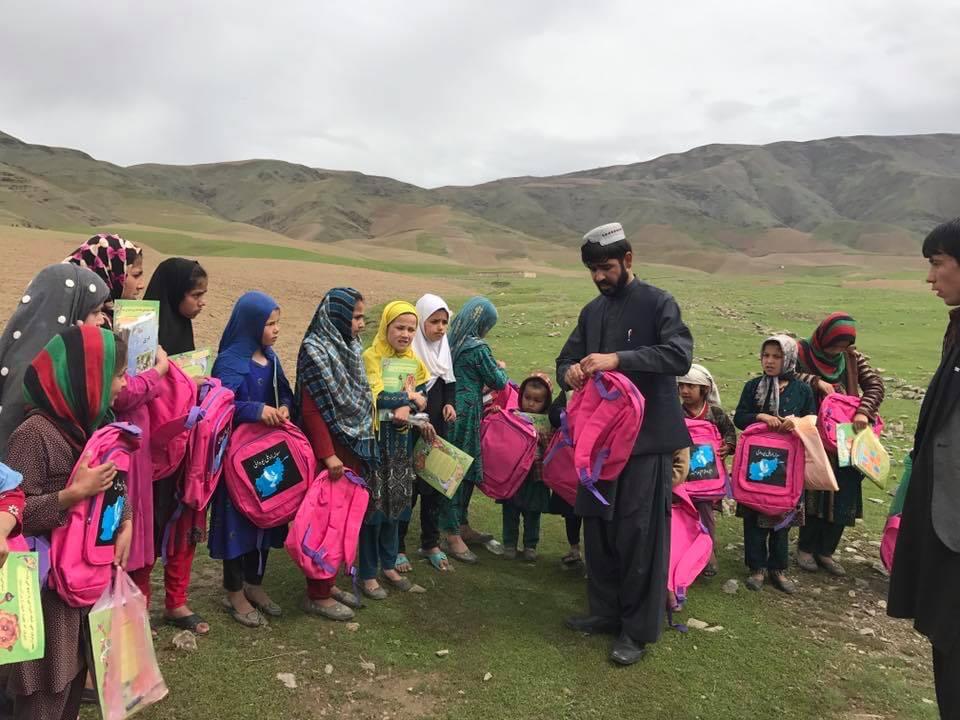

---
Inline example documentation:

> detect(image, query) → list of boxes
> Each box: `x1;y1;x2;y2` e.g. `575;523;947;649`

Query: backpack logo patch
242;440;303;501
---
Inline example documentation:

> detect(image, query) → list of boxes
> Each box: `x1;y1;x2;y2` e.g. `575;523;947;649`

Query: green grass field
94;260;944;720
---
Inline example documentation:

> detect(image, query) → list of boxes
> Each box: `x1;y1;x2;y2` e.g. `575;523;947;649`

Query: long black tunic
556;277;694;519
888;310;960;652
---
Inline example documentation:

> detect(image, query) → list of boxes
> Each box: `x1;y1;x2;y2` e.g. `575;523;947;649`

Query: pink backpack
49;422;142;608
148;360;198;479
478;408;538;500
732;423;805;516
542;413;577;506
224;421;315;528
881;515;899;573
683;418;730;501
668;484;713;615
489;382;520;411
568;372;645;505
285;469;369;581
179;378;235;511
818;394;884;453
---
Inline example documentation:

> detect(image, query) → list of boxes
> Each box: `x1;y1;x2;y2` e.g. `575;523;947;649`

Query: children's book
413;437;474;499
0;552;45;665
169;348;214;378
835;423;855;467
852;428;891;489
379;358;420;420
113;301;160;376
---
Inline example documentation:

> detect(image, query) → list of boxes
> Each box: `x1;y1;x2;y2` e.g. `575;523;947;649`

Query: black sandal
164;613;211;635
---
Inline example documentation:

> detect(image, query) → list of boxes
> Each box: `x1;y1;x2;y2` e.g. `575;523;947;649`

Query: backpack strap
544;411;573;465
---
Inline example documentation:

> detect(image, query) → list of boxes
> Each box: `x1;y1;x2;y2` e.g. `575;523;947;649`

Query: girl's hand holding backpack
113;520;132;569
63;453;117;505
260;405;285;427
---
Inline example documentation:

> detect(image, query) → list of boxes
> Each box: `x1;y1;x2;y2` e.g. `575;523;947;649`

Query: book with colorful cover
113;300;160;376
852;428;891;489
519;412;552;436
379;358;420;420
836;423;855;467
0;552;45;665
413;437;474;499
169;348;214;378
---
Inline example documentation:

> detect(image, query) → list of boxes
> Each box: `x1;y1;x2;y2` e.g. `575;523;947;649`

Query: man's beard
595;262;629;296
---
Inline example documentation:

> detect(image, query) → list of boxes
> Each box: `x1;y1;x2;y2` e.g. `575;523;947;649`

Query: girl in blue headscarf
439;297;508;563
209;291;295;628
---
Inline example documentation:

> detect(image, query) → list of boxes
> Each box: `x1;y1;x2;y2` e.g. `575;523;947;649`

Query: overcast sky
2;1;959;187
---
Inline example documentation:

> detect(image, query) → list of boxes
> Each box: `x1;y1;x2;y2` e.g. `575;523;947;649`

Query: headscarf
412;294;455;391
64;233;142;302
755;334;798;417
211;291;279;390
23;325;118;452
296;288;378;471
678;363;721;406
519;372;554;413
797;312;857;383
363;301;431;430
448;296;499;364
144;258;204;356
0;264;110;458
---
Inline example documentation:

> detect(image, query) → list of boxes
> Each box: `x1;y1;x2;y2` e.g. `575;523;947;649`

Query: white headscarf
678;363;721;406
413;294;456;391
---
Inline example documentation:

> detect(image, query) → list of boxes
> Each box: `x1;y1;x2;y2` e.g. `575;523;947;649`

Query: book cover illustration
169;348;214;378
0;552;44;666
413;437;474;499
113;300;160;376
379;358;420;420
835;423;855;467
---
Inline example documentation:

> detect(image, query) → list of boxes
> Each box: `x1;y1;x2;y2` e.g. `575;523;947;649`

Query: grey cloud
1;0;959;187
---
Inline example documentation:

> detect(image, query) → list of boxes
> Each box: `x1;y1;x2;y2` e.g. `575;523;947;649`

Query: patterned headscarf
65;233;142;302
363;301;431;430
448;296;499;364
23;325;118;451
755;335;798;417
678;363;721;406
797;312;857;383
0;264;110;459
296;289;378;471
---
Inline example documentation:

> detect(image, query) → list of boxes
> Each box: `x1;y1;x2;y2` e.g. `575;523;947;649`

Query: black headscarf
143;258;203;356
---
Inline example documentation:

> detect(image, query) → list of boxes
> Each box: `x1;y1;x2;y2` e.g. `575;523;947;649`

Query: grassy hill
2;129;959;271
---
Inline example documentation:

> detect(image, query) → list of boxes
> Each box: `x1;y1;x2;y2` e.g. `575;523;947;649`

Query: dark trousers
934;644;960;719
797;516;846;557
398;480;441;553
13;668;84;720
582;454;671;645
223;549;267;592
502;504;542;549
743;512;789;572
565;516;582;546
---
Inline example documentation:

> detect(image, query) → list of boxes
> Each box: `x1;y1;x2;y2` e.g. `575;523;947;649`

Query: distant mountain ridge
2;129;959;270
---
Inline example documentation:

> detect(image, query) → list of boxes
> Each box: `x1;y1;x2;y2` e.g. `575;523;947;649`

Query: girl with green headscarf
440;297;509;563
6;325;131;719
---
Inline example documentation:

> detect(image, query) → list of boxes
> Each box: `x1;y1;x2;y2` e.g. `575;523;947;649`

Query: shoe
522;548;537;563
302;598;355;621
745;573;765;592
564;615;621;636
503;547;517;560
382;575;426;593
361;583;388;600
796;552;819;573
244;587;282;617
609;634;647;666
460;527;494;545
816;555;846;576
770;572;797;595
331;587;362;610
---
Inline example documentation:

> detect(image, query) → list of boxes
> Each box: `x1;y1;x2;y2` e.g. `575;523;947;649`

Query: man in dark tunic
889;218;960;718
556;222;693;665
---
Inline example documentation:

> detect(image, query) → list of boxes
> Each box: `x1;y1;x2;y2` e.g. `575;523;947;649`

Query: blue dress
208;357;295;560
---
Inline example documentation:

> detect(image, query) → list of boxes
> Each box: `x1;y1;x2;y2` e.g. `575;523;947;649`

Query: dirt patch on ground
0;229;471;369
309;671;442;720
843;278;929;292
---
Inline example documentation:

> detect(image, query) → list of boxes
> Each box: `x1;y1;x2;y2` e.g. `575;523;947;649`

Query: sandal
164;612;211;635
426;550;452;572
331;587;362;609
561;550;582;566
701;564;718;578
221;596;269;627
302;598;354;621
816;555;846;576
382;575;426;593
395;553;413;573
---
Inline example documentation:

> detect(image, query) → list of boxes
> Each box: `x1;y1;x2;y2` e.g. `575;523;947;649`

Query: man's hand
580;353;620;376
564;363;586;391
